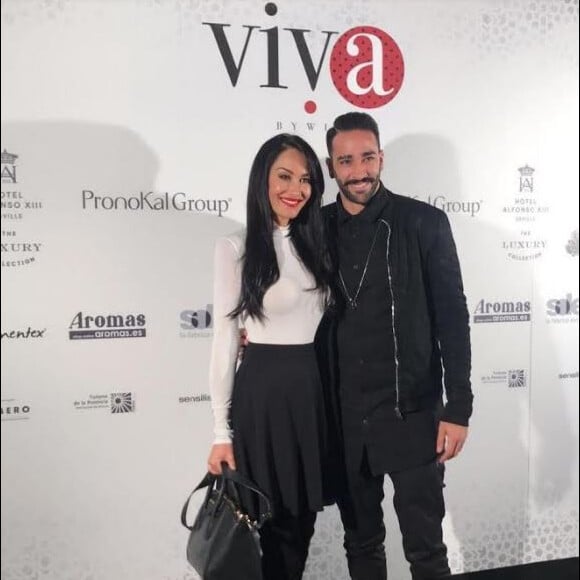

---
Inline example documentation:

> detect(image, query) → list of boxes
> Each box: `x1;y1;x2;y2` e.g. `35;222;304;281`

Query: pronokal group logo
81;190;230;216
203;2;404;113
412;195;483;218
68;311;147;340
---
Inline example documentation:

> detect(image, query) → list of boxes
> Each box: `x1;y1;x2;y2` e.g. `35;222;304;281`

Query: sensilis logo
203;2;404;112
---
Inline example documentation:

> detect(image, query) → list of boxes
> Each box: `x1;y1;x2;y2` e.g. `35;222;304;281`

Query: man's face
327;129;383;212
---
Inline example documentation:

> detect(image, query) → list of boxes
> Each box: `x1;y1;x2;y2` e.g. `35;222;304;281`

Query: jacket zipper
380;219;403;419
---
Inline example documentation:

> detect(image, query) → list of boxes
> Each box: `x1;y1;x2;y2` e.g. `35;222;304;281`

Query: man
320;112;473;580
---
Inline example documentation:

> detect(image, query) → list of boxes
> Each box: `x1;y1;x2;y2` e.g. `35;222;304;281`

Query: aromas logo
502;164;549;261
1;398;32;421
180;305;213;338
1;148;44;268
473;298;531;323
1;326;46;340
203;2;404;113
81;190;230;217
68;311;147;340
546;293;579;324
482;369;527;388
74;392;135;413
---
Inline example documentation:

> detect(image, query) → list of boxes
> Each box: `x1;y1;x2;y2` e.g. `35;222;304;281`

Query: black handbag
181;464;272;580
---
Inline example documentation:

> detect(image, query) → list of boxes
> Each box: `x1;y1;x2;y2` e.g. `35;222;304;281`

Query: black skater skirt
231;342;330;520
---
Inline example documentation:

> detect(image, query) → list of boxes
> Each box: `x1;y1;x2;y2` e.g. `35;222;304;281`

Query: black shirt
336;189;396;410
334;188;438;475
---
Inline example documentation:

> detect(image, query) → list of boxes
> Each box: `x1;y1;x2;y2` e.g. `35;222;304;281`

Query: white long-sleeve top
209;226;325;443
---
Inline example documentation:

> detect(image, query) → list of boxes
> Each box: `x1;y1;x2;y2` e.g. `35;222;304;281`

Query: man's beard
338;175;381;206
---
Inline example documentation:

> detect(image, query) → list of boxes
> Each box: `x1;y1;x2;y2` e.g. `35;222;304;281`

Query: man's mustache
345;178;375;186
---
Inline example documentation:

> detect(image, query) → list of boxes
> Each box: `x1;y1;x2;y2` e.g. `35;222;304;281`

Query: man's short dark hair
326;112;381;155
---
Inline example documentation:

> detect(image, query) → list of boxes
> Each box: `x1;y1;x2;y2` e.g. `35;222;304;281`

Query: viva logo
203;2;404;112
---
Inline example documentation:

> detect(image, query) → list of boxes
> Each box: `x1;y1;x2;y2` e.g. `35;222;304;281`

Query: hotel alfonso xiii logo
1;148;44;268
501;164;549;261
203;2;404;114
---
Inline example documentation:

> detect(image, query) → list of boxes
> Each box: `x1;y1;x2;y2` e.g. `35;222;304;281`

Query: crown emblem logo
518;164;535;177
1;149;18;165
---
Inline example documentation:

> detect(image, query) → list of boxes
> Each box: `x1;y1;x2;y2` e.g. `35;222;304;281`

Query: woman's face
268;147;312;227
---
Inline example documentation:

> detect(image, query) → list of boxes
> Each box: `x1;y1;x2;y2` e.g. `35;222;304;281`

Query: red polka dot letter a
330;26;404;109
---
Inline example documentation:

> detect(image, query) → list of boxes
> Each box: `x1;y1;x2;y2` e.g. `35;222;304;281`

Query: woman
206;133;335;580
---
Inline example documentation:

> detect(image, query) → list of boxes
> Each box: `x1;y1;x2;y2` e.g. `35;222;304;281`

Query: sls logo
180;305;213;338
546;294;579;324
203;2;404;111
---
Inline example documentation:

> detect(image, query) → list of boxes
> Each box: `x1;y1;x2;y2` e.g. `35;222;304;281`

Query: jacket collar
336;183;390;225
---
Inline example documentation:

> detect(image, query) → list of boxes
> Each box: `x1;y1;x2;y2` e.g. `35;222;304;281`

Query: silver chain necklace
338;224;382;310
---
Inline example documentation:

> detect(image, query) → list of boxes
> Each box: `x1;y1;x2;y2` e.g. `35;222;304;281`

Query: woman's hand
207;443;236;475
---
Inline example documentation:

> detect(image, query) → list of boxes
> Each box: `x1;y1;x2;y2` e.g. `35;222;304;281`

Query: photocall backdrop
1;1;578;579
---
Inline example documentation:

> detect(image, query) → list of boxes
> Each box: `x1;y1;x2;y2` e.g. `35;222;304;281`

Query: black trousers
337;450;451;580
259;510;317;580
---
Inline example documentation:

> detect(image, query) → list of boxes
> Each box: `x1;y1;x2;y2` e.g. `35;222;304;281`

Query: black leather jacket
320;185;473;426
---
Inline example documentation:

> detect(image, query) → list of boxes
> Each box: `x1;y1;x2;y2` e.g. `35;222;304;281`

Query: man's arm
425;211;473;460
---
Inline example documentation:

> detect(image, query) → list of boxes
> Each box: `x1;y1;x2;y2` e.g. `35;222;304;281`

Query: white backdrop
1;1;578;579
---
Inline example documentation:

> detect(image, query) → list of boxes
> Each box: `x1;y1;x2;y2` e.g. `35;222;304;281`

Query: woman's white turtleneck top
208;226;325;443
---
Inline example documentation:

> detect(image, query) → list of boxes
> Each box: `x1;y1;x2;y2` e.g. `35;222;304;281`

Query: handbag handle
181;465;273;531
221;464;273;523
180;472;216;531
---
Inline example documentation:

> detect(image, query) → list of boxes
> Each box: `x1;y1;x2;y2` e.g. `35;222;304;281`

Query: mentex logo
203;2;404;112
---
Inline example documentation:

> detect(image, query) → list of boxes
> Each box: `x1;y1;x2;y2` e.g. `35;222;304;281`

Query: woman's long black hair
230;133;334;321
